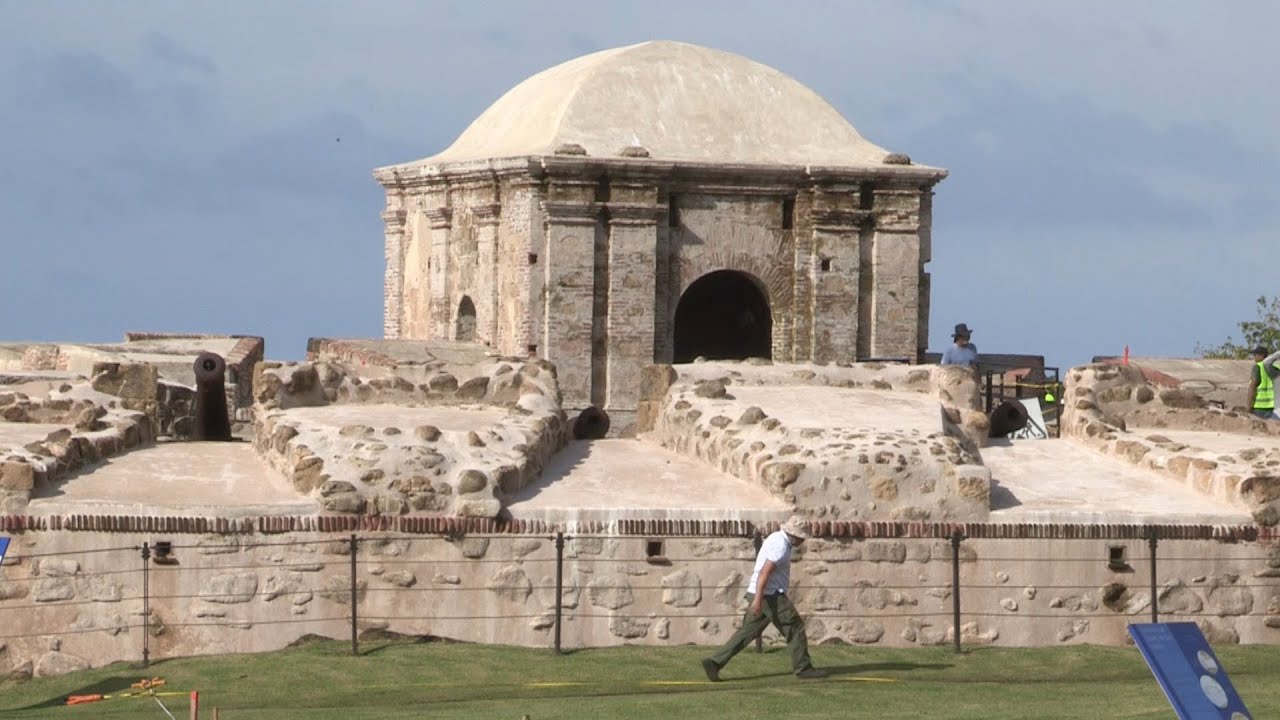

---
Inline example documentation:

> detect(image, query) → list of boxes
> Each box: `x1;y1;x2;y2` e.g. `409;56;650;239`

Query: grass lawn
1;638;1277;719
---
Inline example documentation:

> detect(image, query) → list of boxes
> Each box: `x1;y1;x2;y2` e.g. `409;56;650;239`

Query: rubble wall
1064;363;1280;524
642;360;991;522
0;519;1276;678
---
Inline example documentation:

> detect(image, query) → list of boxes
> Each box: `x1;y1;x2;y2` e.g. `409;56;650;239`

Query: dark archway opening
455;296;477;342
673;270;772;363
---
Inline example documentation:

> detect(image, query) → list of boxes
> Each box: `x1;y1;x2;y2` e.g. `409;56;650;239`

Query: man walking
941;323;979;367
701;517;827;681
1248;346;1280;419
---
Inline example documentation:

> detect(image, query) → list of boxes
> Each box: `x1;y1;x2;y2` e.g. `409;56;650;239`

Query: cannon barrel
988;399;1029;438
193;352;233;441
572;406;611;440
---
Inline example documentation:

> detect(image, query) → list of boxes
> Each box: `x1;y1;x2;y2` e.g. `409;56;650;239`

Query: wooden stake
190;691;199;720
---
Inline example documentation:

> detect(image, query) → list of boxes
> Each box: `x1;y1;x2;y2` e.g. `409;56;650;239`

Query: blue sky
1;1;1276;370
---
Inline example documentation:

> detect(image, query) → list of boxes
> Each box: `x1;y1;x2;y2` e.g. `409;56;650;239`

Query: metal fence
0;525;1276;668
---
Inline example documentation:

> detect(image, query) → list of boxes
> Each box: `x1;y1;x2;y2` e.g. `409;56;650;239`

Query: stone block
200;573;258;604
0;460;34;492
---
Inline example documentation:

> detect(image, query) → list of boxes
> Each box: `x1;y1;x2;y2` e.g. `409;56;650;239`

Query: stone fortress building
375;41;946;432
6;41;1280;682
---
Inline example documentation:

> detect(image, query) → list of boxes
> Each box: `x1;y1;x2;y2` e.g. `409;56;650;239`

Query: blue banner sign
0;537;8;564
1129;622;1251;719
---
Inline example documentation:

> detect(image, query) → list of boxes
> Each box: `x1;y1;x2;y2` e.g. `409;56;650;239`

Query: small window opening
528;252;538;265
820;258;832;272
645;539;668;564
668;196;680;228
527;344;538;356
1107;545;1129;571
781;197;795;230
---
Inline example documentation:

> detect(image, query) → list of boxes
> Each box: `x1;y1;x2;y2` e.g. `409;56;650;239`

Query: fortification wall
0;517;1276;679
1064;363;1280;524
640;360;991;522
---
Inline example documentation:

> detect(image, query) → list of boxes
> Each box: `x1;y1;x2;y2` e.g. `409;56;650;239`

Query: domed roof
413;41;894;169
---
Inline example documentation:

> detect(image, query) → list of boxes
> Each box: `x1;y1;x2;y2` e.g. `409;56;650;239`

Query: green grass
2;638;1278;719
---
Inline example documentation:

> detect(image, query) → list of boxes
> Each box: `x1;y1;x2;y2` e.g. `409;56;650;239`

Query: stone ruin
252;339;567;518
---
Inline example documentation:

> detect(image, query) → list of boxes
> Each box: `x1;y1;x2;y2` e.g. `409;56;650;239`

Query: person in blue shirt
941;323;979;367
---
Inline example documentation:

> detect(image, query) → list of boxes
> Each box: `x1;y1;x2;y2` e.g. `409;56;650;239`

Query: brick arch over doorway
671;252;794;360
672;269;773;363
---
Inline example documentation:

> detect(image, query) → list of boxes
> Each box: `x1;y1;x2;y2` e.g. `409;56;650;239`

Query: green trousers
708;593;814;674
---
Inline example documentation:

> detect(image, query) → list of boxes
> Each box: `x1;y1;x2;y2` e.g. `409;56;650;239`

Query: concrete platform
29;441;318;516
0;422;67;450
507;439;790;524
983;437;1249;524
728;386;941;434
282;404;505;432
1132;428;1280;456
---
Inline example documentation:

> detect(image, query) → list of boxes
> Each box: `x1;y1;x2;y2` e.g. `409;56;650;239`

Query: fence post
554;532;564;654
141;542;151;667
1147;527;1159;624
951;531;964;654
752;533;764;653
349;533;359;656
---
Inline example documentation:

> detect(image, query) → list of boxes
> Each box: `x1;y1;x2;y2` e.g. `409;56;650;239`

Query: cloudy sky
2;1;1276;370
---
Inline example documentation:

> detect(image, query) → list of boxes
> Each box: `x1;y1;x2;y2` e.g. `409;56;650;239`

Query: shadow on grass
727;661;953;682
14;675;141;711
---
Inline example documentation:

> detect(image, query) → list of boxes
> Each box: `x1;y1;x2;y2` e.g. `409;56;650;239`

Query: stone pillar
473;202;501;346
869;187;923;360
381;207;407;339
542;182;599;412
917;189;935;362
604;184;663;435
789;195;814;362
809;185;866;364
425;207;453;340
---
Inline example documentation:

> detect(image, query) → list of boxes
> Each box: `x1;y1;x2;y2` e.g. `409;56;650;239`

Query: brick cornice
543;200;600;226
606;202;666;226
0;514;1273;542
424;208;453;230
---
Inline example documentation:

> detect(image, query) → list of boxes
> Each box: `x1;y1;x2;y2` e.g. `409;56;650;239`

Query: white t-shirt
747;530;794;596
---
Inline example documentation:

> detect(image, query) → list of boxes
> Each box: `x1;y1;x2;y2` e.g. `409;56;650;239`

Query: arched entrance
673;270;771;363
455;296;477;342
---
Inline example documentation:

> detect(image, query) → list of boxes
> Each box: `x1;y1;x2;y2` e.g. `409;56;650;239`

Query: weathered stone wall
0;374;156;513
1064;363;1280;524
251;356;567;518
642;361;991;522
0;520;1276;678
382;162;941;436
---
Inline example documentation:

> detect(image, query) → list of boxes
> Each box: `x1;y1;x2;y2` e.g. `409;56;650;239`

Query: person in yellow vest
1248;346;1280;419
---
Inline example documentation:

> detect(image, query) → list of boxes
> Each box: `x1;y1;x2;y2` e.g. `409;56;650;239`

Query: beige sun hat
780;516;811;540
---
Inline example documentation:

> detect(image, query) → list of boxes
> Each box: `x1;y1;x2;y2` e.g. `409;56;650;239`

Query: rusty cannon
988;398;1029;438
193;352;232;441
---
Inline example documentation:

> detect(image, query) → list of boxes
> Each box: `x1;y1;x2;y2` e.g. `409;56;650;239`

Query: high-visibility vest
1257;362;1275;410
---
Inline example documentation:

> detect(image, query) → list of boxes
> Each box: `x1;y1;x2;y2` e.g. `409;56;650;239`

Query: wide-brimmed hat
953;323;973;338
781;517;811;541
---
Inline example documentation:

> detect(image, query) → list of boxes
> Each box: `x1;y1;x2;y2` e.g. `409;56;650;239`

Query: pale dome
414;41;893;168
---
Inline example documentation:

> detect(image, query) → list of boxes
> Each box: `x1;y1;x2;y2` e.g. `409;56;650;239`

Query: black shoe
701;658;721;682
795;667;829;679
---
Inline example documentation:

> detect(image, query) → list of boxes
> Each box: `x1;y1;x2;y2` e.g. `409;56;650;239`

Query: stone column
424;207;453;340
789;195;814;362
473;202;501;346
542;182;600;412
381;207;407;339
868;187;923;360
604;185;663;435
808;185;866;364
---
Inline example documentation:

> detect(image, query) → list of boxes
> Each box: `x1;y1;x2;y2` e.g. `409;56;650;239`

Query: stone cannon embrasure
193;351;232;441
